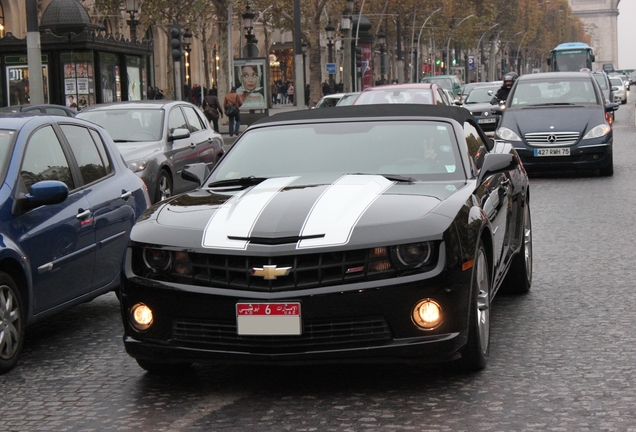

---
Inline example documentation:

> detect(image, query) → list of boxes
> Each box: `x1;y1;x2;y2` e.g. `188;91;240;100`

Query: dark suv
495;71;618;176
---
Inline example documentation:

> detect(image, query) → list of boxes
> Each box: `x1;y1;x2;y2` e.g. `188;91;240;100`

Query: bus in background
547;42;595;72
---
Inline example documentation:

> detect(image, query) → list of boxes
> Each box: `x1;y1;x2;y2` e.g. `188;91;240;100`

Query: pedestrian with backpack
223;86;243;137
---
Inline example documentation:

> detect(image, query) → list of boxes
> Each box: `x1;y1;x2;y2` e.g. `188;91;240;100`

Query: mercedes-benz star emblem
548;134;557;143
252;265;291;280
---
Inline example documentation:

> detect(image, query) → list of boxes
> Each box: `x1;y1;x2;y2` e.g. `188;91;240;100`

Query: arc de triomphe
570;0;620;68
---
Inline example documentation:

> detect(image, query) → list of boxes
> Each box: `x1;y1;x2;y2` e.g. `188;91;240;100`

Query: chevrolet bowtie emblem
252;265;291;280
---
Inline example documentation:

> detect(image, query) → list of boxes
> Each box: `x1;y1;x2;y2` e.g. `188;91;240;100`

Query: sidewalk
220;103;305;148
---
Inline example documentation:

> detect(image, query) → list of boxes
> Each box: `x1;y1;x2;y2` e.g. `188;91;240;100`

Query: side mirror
478;153;518;184
170;128;191;141
452;99;463;106
13;180;69;215
546;58;552;66
605;102;619;112
487;90;494;96
181;163;210;186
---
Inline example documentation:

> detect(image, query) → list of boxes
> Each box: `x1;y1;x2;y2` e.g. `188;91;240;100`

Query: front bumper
513;142;612;172
121;267;473;365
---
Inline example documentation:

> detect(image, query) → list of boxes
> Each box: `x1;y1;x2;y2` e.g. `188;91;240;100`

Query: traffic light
170;24;183;61
435;59;441;65
355;46;362;70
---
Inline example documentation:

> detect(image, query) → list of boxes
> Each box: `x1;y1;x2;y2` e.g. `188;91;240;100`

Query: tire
0;272;24;375
599;152;614;177
154;170;173;203
455;240;490;372
136;359;192;375
501;203;533;294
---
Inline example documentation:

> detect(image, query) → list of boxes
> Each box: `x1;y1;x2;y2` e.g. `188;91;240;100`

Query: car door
182;105;220;167
58;123;137;289
465;121;512;278
16;124;96;314
166;105;198;194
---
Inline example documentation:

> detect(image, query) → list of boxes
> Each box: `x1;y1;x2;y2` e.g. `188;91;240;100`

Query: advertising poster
6;64;49;105
233;58;268;110
61;52;95;108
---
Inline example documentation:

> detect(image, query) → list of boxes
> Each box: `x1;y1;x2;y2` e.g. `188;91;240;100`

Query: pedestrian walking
202;89;223;133
223;86;243;137
287;83;294;104
271;81;279;104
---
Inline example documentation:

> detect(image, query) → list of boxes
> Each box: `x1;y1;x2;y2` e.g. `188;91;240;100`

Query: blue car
0;113;150;374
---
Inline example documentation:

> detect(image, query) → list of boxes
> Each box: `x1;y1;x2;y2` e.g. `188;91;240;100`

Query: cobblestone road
3;97;636;431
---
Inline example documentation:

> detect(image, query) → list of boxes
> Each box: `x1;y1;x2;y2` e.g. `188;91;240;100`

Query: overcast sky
617;1;635;69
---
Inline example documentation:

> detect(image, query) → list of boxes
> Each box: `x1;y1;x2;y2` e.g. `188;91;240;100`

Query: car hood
502;105;601;135
115;140;163;161
463;102;496;115
132;174;468;252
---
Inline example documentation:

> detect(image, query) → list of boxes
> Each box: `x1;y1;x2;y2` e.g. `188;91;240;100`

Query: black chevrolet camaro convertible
121;104;531;373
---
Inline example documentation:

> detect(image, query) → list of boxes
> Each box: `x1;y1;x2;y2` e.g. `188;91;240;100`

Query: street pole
476;23;498;82
446;14;474;76
294;0;304;109
416;8;441;82
26;0;44;104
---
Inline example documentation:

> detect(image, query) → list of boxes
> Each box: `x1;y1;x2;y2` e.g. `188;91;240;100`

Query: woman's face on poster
241;66;259;91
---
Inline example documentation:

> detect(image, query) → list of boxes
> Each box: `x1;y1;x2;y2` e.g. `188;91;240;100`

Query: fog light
130;303;153;331
412;299;442;330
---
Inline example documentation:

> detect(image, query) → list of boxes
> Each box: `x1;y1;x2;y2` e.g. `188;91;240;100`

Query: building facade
569;0;621;69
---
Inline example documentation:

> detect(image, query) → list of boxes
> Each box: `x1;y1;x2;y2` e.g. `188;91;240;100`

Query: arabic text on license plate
478;118;496;123
534;148;570;157
236;302;301;335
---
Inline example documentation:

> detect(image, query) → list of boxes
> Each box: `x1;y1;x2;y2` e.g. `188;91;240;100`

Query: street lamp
502;31;522;74
446;14;474;75
415;8;442;82
325;20;335;92
376;28;386;82
183;28;192;98
242;4;259;57
124;0;140;42
342;0;354;92
477;23;498;82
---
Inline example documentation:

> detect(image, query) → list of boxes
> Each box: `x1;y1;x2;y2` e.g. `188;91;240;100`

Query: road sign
326;63;337;74
469;56;475;71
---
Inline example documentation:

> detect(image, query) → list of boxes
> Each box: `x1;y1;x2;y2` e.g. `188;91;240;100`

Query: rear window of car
610;77;623;86
211;121;464;182
78;109;164;142
593;75;609;90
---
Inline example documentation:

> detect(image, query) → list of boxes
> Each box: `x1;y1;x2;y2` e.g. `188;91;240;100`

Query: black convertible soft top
253;104;475;127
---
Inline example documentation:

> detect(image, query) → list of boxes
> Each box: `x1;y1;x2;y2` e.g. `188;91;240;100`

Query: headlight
390;242;435;270
582;124;611;140
496;127;522;141
143;247;173;272
130;303;153;331
127;159;148;173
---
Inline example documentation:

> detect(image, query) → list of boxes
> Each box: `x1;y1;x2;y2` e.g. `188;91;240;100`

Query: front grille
524;131;580;147
170;249;413;292
172;316;392;350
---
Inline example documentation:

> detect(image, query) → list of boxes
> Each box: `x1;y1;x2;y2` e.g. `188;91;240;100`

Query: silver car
78;100;224;203
609;76;627;104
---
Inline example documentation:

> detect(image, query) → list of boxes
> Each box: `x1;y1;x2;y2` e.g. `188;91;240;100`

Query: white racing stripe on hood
298;175;394;249
202;176;299;249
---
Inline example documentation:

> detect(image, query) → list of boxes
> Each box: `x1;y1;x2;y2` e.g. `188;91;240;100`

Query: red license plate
236;302;301;335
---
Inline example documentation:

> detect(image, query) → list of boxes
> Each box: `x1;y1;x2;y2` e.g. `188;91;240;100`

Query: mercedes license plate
478;118;496;124
534;148;570;157
236;302;301;335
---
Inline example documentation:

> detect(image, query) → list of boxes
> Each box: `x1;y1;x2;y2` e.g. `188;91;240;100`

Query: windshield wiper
207;176;268;188
349;173;416;183
526;103;575;106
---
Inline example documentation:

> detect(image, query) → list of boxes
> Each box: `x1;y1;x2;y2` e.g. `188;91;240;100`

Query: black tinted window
22;126;74;192
60;124;108;184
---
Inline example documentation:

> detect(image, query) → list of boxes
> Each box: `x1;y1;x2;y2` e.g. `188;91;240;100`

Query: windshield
465;87;499;104
423;78;452;90
0;129;16;181
510;78;598;106
355;89;435;105
209;121;464;183
77;109;164;142
553;50;590;72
